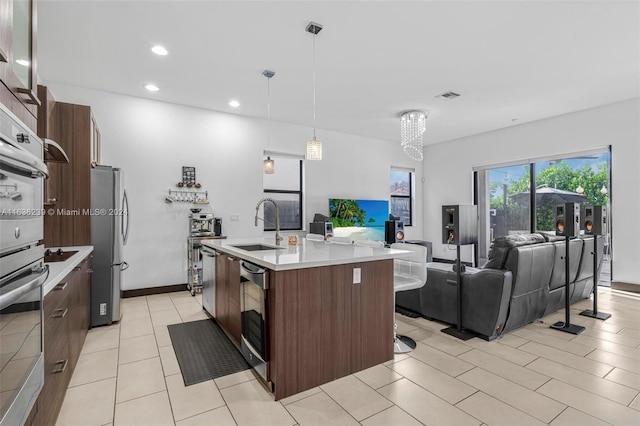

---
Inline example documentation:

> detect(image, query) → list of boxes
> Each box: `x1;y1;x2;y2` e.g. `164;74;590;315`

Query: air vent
436;91;461;100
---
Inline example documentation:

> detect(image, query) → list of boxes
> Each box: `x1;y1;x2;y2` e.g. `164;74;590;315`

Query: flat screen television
328;198;389;241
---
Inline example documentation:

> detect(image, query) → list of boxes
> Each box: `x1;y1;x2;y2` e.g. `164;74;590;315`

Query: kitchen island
201;238;409;400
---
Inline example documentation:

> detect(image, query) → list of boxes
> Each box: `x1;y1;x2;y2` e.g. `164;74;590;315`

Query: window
262;155;303;231
390;168;413;226
475;149;611;284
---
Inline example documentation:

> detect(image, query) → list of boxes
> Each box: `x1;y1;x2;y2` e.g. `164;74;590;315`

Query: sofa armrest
422;263;512;340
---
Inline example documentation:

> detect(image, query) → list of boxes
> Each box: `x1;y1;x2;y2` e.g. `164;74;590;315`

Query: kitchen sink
230;244;284;252
44;250;79;263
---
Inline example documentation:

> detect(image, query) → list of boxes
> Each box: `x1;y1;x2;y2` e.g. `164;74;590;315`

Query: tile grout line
547;405;570;424
170;293;240;425
213;375;241;426
111;300;128;425
158;295;186;425
457;370;564;424
313;384;365;425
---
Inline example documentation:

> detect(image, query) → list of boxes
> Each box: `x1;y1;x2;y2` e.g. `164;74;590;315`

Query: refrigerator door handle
122;189;130;245
120;261;129;271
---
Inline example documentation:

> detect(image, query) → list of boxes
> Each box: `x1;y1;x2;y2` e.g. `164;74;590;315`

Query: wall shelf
166;189;209;204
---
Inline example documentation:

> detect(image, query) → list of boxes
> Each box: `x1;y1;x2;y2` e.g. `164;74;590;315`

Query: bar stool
390;243;427;353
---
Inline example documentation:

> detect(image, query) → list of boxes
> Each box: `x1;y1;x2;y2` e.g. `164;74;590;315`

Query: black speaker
385;220;405;244
581;205;606;236
214;218;222;236
555;203;580;237
309;222;333;239
442;205;478;245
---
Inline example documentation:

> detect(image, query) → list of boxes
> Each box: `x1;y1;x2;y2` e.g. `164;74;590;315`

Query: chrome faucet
254;197;283;246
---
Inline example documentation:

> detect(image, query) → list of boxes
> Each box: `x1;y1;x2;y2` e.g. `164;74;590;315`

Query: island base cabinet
268;259;394;400
29;254;92;426
214;253;241;344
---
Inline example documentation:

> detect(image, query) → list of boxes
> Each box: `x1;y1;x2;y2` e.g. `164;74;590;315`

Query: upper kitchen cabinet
0;0;39;131
39;93;99;247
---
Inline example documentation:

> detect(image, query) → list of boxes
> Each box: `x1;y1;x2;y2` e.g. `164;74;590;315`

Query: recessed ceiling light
228;100;240;108
151;45;168;56
512;118;519;122
144;84;160;92
16;59;30;67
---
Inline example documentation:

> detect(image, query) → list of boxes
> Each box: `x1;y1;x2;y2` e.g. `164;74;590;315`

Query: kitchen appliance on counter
0;105;49;426
90;165;129;326
187;211;224;296
309;221;333;240
240;260;271;390
189;211;214;236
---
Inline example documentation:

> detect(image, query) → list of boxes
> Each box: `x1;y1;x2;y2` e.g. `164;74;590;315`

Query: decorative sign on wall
182;166;196;186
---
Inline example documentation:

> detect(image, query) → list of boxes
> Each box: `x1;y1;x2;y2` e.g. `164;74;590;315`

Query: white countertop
43;246;94;296
201;238;410;271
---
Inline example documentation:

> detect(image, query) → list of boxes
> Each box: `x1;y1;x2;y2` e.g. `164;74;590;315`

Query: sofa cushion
483;233;546;270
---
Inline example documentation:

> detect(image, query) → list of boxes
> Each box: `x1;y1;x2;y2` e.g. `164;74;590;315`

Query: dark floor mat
168;319;249;386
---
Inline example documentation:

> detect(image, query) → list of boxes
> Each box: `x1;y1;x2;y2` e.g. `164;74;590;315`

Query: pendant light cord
312;32;316;140
267;75;271;147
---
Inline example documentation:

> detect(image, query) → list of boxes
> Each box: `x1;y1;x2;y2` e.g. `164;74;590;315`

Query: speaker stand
580;235;611;320
551;236;585;335
442;245;477;341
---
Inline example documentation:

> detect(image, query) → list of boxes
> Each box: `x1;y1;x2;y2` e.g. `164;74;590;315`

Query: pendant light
306;22;323;161
263;70;275;174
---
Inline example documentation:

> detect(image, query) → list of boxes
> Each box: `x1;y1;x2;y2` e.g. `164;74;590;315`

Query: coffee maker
189;210;214;237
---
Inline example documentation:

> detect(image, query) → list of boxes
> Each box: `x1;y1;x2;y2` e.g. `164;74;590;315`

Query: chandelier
400;110;427;161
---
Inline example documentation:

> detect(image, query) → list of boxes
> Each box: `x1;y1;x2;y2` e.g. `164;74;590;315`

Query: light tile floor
56;288;640;426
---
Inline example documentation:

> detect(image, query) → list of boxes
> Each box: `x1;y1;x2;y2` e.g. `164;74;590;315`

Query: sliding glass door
476;164;531;264
476;149;611;285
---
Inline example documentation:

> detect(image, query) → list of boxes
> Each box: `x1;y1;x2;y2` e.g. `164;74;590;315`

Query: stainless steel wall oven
0;105;49;426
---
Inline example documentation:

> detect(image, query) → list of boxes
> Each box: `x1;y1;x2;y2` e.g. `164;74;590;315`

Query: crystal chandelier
305;22;323;161
263;70;275;174
400;111;427;161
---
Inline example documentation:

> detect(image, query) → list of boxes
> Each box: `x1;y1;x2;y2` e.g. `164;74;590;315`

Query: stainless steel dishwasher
239;260;271;389
201;247;217;316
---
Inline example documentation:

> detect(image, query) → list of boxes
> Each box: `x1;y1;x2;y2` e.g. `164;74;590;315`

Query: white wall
423;98;640;285
48;83;424;290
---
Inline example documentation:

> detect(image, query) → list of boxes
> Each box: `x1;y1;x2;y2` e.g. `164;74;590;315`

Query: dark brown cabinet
37;90;98;247
32;254;92;426
268;260;394;400
214;253;241;344
69;258;91;375
0;0;39;131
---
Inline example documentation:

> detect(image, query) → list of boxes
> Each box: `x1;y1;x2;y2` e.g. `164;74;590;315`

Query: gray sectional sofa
395;233;604;340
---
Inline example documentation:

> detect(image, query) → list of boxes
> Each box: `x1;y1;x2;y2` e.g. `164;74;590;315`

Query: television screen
328;198;389;241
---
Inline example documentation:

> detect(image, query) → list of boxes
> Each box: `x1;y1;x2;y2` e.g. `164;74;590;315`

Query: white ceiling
37;1;640;145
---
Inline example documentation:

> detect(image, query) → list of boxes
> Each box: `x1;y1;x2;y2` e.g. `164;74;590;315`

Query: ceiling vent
436;91;461;100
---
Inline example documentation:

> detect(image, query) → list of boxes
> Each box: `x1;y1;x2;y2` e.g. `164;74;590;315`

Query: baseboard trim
611;282;640;294
123;284;187;298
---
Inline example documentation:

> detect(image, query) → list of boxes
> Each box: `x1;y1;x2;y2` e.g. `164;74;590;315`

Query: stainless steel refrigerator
91;165;129;326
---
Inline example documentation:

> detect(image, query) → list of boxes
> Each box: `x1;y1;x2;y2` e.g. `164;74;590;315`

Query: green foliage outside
490;162;609;231
329;199;366;227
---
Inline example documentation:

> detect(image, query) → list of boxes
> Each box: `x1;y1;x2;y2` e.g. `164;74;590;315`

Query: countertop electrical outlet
230;214;240;222
353;267;361;284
